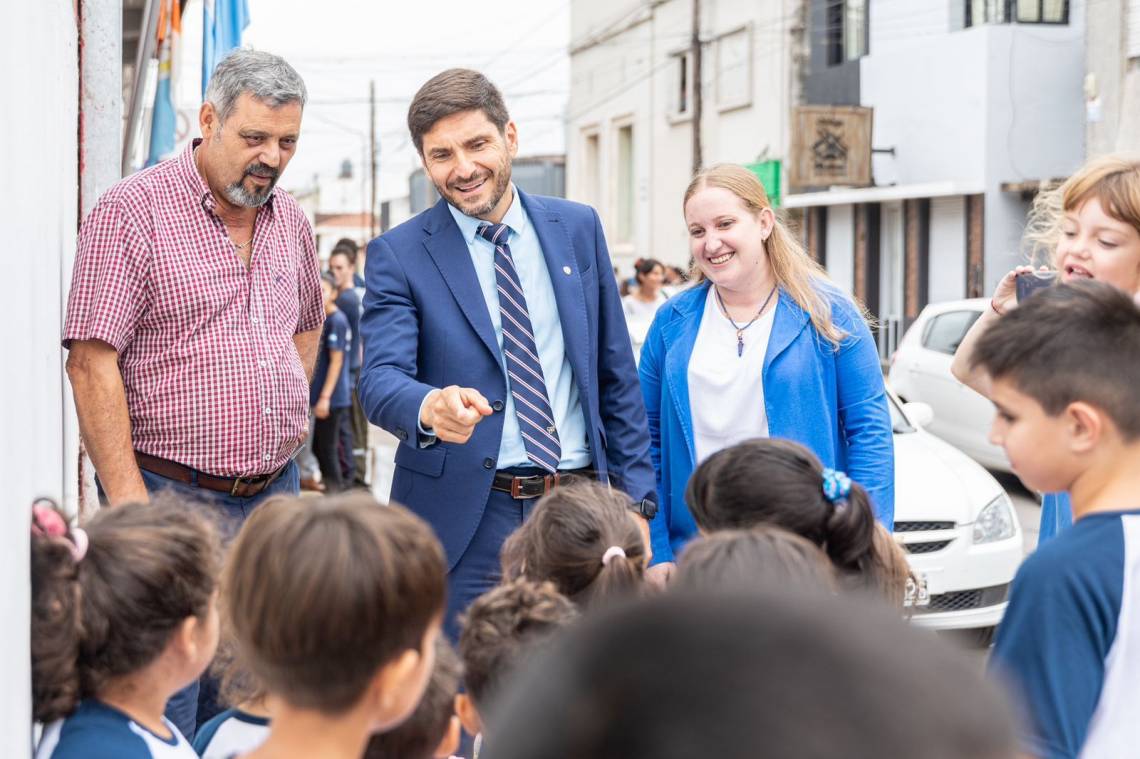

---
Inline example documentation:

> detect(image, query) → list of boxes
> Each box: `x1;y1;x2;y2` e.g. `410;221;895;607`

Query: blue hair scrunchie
821;468;852;505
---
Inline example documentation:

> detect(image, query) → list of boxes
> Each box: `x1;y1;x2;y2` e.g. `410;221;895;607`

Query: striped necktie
477;222;562;472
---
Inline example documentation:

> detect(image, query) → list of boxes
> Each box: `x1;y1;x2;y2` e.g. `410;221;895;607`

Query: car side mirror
902;401;935;429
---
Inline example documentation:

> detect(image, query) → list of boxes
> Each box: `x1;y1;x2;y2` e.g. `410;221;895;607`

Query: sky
175;0;571;209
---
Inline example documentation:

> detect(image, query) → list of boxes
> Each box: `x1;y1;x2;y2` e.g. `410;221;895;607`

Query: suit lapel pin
562;266;572;275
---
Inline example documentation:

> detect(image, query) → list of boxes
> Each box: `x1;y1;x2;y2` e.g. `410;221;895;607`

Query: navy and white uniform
36;700;196;759
192;708;270;759
990;510;1140;759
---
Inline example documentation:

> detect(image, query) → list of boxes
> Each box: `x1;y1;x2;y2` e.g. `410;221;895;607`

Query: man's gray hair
205;49;307;123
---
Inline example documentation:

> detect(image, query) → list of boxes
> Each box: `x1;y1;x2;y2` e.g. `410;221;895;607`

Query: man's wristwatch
631;498;658;520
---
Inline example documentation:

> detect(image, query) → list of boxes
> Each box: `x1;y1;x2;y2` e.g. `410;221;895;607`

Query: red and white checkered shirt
64;140;325;477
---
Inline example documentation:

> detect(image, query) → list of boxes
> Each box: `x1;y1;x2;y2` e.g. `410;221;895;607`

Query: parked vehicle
888;299;1011;473
889;391;1023;644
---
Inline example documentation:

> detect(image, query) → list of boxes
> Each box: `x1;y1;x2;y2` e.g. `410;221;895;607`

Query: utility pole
369;79;378;240
690;0;703;174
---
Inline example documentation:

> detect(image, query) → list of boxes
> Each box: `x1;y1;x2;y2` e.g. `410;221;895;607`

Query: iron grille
903;539;953;554
894;520;955;533
914;584;1010;614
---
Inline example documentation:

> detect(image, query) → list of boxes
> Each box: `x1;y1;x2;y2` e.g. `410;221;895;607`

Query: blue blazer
639;281;895;564
358;192;656;569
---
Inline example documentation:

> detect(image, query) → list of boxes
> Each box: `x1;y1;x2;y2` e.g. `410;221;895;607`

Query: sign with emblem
789;106;873;189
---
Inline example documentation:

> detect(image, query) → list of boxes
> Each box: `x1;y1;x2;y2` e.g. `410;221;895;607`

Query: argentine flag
202;0;251;97
145;0;181;167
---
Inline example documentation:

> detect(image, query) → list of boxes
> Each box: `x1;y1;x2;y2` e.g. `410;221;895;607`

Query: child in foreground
364;637;463;759
481;589;1015;759
500;483;647;608
685;438;908;604
456;579;577;755
32;497;221;759
223;493;447;759
971;281;1140;758
675;526;838;594
192;636;272;758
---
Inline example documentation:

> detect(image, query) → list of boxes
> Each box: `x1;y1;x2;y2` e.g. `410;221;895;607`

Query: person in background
223;494;446;759
334;236;367;289
311;274;352;493
32;497;221;759
500;482;648;609
972;282;1140;759
455;580;577;757
639;164;893;586
363;637;463;759
481;590;1016;759
662;264;689;296
622;258;669;364
328;244;367;488
952;154;1140;546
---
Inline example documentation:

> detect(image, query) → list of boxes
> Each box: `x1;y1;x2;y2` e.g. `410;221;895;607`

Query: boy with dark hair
311;273;352;492
456;580;577;748
971;281;1140;759
364;637;462;759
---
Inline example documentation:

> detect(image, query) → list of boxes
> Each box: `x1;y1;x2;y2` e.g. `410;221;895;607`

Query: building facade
566;0;805;274
790;0;1085;357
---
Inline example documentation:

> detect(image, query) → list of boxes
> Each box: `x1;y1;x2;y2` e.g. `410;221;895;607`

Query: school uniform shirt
622;292;668;365
192;708;270;759
687;285;776;463
36;700;196;759
989;510;1140;759
334;287;363;373
310;309;351;409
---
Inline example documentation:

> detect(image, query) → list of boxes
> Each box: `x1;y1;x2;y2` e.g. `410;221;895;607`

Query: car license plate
905;573;930;607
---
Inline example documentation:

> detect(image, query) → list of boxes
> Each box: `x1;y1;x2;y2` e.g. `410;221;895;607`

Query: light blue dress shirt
442;187;590;470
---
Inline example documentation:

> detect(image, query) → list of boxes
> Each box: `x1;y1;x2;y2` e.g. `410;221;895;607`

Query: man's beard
224;162;280;208
438;159;512;218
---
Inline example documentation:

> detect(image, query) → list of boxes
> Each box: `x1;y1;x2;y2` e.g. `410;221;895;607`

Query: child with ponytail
31;497;222;759
685;438;909;604
500;483;648;609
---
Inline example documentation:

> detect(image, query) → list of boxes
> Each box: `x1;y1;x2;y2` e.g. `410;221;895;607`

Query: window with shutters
966;0;1068;26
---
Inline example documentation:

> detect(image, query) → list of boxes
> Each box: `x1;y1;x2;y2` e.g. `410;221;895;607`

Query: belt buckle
510;477;524;499
230;476;246;497
546;473;559;495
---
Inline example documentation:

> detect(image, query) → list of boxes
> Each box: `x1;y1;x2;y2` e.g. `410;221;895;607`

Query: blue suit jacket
639;281;895;564
359;192;655;568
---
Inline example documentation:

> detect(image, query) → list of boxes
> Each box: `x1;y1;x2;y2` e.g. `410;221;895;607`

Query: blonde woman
951;154;1140;545
639;165;894;584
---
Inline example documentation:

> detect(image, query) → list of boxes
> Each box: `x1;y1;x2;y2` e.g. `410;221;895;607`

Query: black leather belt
491;467;593;500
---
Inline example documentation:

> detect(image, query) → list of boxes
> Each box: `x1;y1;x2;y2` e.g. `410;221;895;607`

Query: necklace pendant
737;332;744;357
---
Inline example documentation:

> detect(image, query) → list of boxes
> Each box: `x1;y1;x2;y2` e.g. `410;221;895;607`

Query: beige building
567;0;805;274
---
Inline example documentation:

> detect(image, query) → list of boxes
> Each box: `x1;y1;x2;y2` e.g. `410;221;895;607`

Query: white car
888;299;1011;473
889;392;1023;643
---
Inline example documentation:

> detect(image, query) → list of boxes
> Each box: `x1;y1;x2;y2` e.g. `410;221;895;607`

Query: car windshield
888;393;914;434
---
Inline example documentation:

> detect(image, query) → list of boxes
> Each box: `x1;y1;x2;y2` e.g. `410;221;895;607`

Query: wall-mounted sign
789;106;873;189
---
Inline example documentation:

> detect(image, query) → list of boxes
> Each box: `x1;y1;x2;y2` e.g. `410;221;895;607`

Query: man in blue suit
359;69;656;636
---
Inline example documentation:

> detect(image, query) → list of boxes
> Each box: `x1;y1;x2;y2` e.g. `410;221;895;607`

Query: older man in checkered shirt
64;50;323;522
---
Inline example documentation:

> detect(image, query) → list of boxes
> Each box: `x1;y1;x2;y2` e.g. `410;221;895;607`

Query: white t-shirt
688;286;775;463
622;292;669;364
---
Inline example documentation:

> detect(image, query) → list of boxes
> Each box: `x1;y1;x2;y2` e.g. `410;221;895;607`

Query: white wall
825;204;855;295
0;2;79;756
928;195;966;303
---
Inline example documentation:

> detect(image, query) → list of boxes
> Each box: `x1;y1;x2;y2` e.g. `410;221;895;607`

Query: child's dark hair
685;438;896;599
31;497;221;723
482;590;1016;759
676;526;838;594
500;483;646;608
459;579;577;710
971;280;1140;440
223;494;446;714
210;631;266;709
364;636;461;759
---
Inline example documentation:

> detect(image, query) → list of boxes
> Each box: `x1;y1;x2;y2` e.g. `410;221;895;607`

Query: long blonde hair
1024;154;1140;267
684;164;849;347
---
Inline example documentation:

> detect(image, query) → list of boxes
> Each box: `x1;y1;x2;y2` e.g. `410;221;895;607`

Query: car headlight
973;494;1016;544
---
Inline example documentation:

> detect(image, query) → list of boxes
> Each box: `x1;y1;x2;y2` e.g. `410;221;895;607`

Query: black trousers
313;406;348;493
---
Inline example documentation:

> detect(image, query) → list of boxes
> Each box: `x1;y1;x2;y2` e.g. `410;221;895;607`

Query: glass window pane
1043;0;1066;22
921;311;982;355
845;0;867;60
1017;0;1041;22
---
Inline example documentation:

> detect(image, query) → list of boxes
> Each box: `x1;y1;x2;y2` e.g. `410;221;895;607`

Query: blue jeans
137;460;300;740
